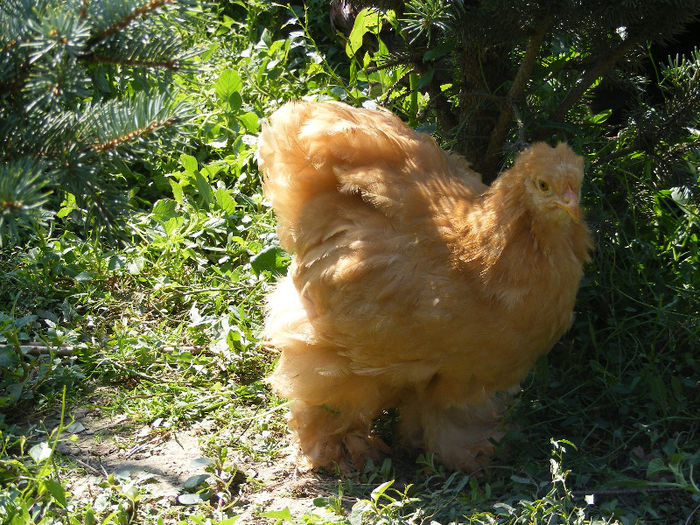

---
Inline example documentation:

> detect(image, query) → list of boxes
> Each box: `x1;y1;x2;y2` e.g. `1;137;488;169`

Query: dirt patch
57;408;209;500
53;406;343;523
235;451;344;524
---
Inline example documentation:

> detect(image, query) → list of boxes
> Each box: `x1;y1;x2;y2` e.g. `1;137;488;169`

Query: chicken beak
557;184;580;222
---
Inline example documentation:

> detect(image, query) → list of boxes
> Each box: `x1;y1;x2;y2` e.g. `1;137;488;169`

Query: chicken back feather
258;100;592;471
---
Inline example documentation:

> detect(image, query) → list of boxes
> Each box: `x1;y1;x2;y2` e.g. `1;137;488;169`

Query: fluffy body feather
258;101;592;471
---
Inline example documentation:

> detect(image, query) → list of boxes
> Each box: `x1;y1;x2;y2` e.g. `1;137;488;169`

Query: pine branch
547;35;642;126
89;116;177;152
85;54;182;71
0;158;52;245
0;0;201;242
88;0;175;47
79;92;189;154
546;2;700;130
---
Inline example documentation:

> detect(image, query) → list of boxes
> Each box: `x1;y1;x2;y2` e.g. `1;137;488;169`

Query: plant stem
482;15;552;175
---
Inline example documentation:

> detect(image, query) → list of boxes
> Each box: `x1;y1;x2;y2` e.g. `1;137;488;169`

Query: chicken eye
537;180;550;192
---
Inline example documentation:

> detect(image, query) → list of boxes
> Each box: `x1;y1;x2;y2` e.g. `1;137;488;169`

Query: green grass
1;1;698;524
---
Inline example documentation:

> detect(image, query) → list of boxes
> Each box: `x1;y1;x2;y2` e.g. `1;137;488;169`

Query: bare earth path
47;402;345;523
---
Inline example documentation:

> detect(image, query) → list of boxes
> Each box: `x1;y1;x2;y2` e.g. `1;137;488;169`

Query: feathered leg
270;348;390;470
398;385;512;471
265;277;388;470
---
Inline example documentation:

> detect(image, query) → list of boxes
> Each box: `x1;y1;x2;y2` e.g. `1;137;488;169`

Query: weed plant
1;1;698;524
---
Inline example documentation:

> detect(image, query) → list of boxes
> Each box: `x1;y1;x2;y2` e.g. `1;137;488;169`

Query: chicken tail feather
258;101;460;251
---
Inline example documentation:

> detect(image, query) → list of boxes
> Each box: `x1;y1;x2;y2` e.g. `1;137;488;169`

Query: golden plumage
258;100;592;471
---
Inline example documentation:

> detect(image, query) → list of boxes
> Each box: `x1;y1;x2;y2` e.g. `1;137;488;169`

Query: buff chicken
257;100;592;471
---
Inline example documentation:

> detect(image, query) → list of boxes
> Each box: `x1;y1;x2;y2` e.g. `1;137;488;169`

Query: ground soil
46;403;346;523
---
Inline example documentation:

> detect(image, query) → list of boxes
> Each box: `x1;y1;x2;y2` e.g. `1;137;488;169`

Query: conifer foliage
0;0;202;244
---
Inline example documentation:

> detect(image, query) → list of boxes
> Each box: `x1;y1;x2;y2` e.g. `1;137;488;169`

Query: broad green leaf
189;304;203;325
127;256;145;275
43;479;67;507
29;441;52;463
415;68;435;90
646;457;668;477
190;457;214;467
214;188;237;215
207;138;228;149
423;41;456;61
194;172;213;209
0;348;15;367
170;179;184;204
238;112;259;133
6;382;23;403
493;502;516;514
201;42;218;61
152;199;178;223
177;493;206;505
65;421;85;434
590;109;612;123
163;216;184;236
370;479;394;502
260;27;273;47
83;506;96;525
250;246;287;275
14;314;37;327
57;192;78;218
201;164;223;179
215;70;243;110
260;508;293;521
346;9;382;58
229;92;243;112
350;500;371;525
183;474;210;490
510;475;532;485
180;154;198;173
107;255;125;270
215;70;242;99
